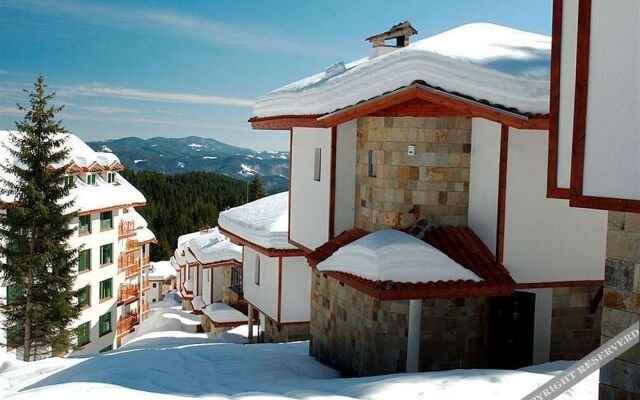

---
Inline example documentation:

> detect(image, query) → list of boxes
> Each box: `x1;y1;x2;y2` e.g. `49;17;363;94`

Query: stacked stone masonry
550;285;602;361
310;271;488;376
355;116;471;231
600;212;640;399
263;319;310;343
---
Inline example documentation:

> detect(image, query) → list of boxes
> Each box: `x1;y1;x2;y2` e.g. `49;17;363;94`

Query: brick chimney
365;21;418;59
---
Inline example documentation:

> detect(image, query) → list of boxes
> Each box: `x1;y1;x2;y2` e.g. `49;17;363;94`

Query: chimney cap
365;21;418;48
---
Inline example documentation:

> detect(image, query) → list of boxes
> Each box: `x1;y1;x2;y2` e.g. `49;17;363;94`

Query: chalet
0;132;156;356
218;192;311;343
145;261;176;304
249;22;609;375
548;1;640;398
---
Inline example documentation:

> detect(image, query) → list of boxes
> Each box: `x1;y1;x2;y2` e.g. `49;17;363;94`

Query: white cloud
0;107;23;116
83;106;138;114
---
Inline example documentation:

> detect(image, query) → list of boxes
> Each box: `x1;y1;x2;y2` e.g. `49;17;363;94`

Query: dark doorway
488;291;536;369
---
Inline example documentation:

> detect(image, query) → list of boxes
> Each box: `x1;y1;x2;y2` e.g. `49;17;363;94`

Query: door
488;291;536;369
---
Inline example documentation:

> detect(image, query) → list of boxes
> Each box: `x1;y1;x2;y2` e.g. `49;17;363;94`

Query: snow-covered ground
0;303;598;400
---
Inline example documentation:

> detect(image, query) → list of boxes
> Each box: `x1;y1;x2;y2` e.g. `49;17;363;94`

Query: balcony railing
117;310;139;336
118;220;135;239
141;278;149;291
118;284;139;304
126;239;140;251
142;254;150;267
141;300;149;315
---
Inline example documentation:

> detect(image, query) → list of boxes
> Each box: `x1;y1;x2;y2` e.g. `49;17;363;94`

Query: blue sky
0;0;551;151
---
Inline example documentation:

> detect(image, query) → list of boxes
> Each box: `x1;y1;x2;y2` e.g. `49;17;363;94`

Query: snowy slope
0;304;597;400
254;23;551;118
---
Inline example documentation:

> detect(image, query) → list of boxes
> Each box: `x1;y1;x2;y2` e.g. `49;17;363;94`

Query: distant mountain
87;136;289;194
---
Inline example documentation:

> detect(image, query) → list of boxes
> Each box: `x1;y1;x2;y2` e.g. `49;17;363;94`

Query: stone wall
310;270;488;376
549;285;602;361
600;212;640;399
263;319;310;343
355;116;471;231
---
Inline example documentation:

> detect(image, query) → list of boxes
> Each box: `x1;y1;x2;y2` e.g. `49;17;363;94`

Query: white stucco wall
468;121;607;283
556;0;579;189
289;127;332;250
468;118;501;256
212;267;223;303
201;267;212;304
582;0;640;200
242;247;279;321
503;128;607;283
334;121;357;237
280;257;311;323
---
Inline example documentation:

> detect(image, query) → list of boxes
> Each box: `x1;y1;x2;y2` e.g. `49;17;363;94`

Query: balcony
141;300;149;315
118;220;135;239
141;278;150;291
118;253;140;278
142;254;150;267
116;310;139;337
126;239;140;251
118;284;139;305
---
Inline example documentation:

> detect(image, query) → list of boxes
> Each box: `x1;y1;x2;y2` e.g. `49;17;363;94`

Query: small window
368;150;377;177
106;172;116;184
78;249;91;272
313;147;322;182
6;283;24;305
152;283;157;288
100;243;113;265
100;211;113;230
99;345;112;353
63;175;75;188
77;285;90;308
76;322;90;346
99;278;112;300
79;215;91;235
87;174;96;185
254;256;261;286
152;298;156;302
99;312;111;336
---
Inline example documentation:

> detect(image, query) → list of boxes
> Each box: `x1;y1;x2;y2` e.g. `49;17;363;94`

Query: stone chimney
365;21;418;59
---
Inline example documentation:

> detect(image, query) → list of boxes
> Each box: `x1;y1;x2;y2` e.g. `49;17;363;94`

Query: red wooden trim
210;267;214;304
277;257;282;323
287;238;313;253
218;226;306;257
547;0;571;199
328;126;337;240
496;125;509;263
514;279;603;289
568;0;640;212
249;115;325;130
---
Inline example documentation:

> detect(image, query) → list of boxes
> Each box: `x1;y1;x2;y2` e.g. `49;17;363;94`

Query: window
76;322;90;346
86;174;96;185
100;243;113;265
99;345;112;353
368;150;377;177
63;175;75;188
152;283;157;288
78;249;91;272
79;215;91;235
99;278;112;300
99;312;111;336
313;147;322;181
106;172;116;183
231;266;243;293
6;323;23;348
77;286;90;308
6;283;23;304
100;211;113;230
254;256;261;286
152;298;156;302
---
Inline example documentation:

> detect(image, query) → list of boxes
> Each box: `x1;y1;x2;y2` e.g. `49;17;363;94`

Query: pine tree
248;175;266;202
0;76;79;361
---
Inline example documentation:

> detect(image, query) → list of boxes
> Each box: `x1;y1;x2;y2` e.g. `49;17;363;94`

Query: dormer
365;21;417;59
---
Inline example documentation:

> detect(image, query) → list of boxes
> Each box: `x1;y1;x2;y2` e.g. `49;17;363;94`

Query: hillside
88;136;289;194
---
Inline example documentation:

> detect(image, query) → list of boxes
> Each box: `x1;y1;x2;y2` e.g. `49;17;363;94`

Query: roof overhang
249;83;549;131
218;226;306;258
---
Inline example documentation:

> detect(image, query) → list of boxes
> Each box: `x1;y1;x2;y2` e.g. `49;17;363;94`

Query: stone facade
221;266;241;307
550;285;602;361
355;116;471;231
310;270;488;376
263;318;310;343
600;212;640;399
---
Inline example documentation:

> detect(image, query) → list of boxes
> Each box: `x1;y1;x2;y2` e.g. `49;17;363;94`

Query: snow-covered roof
218;192;294;250
253;23;551;118
316;229;482;284
174;247;187;266
202;302;247;324
149;261;176;280
169;256;180;271
136;227;157;244
185;227;242;265
121;207;148;229
0;131;146;213
192;295;206;311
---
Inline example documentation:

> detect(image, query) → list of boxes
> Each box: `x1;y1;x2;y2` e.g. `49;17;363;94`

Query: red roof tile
307;227;514;300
